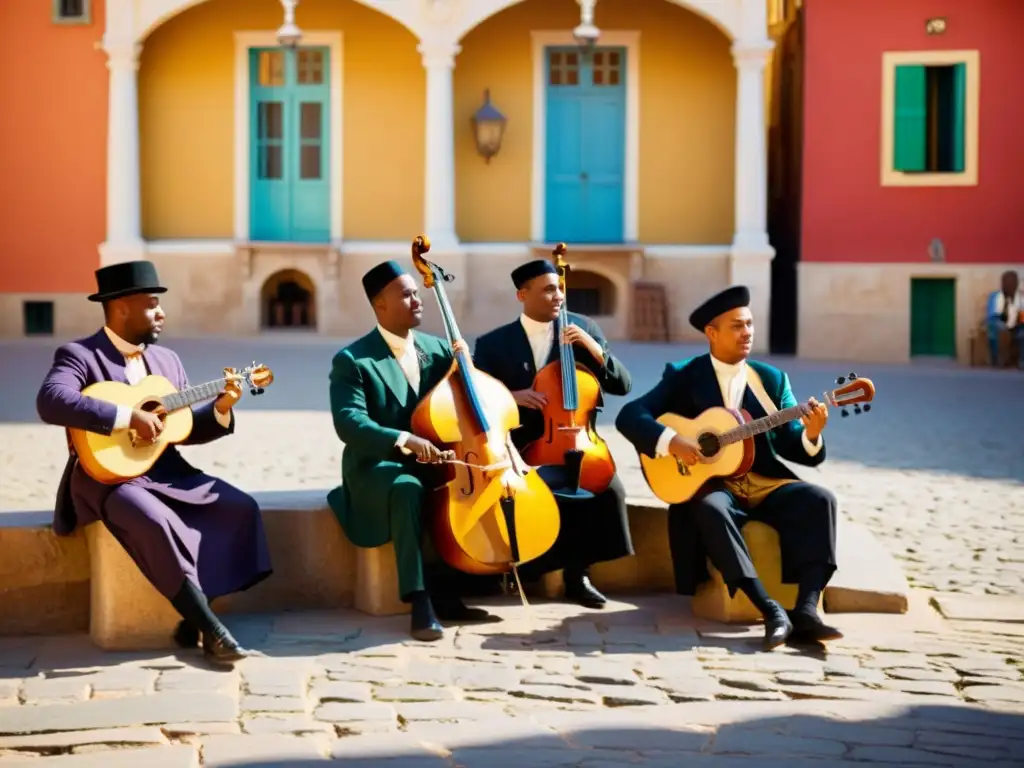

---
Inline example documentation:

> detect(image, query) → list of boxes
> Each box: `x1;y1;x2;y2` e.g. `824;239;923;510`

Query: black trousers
516;473;634;581
670;481;837;596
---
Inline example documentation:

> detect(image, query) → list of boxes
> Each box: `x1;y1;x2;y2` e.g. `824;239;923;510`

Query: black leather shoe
433;596;501;624
172;620;200;649
564;573;607;608
202;632;252;666
789;610;844;643
762;602;793;650
410;594;445;641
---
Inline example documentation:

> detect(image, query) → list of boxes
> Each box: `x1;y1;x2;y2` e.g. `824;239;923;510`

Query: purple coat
36;329;234;536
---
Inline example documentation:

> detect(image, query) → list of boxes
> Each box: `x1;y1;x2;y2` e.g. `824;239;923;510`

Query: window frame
52;0;91;26
880;49;980;187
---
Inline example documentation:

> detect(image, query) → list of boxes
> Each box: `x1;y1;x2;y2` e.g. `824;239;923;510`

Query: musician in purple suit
35;261;272;665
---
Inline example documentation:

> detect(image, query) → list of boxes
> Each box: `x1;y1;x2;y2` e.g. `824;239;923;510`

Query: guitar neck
719;403;807;446
159;378;228;413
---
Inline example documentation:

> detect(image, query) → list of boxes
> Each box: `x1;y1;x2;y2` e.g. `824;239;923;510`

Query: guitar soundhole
139;399;162;414
697;432;720;457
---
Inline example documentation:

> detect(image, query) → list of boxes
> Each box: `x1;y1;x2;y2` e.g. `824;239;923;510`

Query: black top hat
88;261;168;302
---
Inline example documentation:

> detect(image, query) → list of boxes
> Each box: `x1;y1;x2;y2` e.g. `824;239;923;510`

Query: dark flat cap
688;285;751;330
362;260;406;301
511;259;558;290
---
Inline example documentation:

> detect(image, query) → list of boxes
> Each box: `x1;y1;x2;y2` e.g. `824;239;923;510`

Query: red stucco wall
0;0;107;292
801;0;1024;264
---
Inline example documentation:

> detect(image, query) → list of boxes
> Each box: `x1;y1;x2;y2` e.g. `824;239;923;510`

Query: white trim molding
880;49;980;188
530;30;640;245
233;31;344;243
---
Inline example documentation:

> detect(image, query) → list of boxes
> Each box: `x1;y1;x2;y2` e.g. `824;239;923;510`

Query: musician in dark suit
615;286;841;649
472;259;634;607
327;260;497;641
35;261;272;665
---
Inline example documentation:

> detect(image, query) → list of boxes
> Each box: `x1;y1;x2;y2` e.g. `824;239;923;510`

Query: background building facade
796;0;1023;364
0;0;778;349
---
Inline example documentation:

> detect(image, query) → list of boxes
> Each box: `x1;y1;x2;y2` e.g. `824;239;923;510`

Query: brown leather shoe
202;632;252;666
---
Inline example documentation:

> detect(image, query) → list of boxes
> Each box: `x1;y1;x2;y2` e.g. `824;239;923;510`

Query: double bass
520;243;617;496
408;235;561;576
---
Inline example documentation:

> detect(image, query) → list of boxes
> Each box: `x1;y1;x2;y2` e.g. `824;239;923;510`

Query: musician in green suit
615;286;842;651
327;260;497;641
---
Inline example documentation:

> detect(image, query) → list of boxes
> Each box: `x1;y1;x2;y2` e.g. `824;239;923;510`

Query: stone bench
0;491;909;649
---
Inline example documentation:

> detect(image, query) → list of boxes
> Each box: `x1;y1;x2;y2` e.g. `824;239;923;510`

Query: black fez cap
511;259;558;290
688;285;751;331
362;260;406;301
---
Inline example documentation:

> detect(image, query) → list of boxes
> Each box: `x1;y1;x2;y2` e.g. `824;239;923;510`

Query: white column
730;40;774;254
418;40;461;252
101;40;144;264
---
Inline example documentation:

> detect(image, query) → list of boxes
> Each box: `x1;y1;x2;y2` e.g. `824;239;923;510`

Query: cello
408;235;561;577
520;243;617;496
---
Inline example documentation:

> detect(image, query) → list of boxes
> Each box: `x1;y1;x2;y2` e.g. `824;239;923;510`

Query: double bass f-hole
460;451;478;496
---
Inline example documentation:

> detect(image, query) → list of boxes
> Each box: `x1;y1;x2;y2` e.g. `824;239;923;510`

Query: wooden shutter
950;62;967;173
893;65;927;172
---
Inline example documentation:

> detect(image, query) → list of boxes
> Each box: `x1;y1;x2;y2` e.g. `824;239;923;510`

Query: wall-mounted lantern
471;89;507;164
925;17;947;35
277;0;302;47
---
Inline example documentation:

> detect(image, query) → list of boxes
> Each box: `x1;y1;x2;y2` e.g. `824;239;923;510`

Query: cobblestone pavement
1;594;1024;766
2;336;1022;596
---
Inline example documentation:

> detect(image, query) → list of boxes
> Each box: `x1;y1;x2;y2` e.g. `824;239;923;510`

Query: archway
567;269;617;318
261;269;317;330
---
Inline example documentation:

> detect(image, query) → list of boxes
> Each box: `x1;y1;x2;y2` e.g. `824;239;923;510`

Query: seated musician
472;259;634;607
615;286;841;649
35;261;272;665
327;260;498;641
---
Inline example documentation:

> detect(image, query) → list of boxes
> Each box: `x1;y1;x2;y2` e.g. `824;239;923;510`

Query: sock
794;565;831;619
737;577;777;617
170;579;229;642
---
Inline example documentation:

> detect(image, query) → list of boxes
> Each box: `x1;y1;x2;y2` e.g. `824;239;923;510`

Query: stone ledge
0;490;909;639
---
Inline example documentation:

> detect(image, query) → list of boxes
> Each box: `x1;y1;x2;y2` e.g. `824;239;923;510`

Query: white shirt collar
709;354;746;378
376;324;414;352
104;326;145;356
519;313;552;336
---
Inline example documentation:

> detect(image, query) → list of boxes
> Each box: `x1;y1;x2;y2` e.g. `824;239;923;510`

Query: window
53;0;91;25
24;301;54;336
881;50;979;187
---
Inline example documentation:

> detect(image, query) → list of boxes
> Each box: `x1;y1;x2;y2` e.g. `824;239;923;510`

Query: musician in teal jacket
615;286;841;650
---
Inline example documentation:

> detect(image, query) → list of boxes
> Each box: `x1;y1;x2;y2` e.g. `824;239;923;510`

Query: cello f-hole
545;417;555;444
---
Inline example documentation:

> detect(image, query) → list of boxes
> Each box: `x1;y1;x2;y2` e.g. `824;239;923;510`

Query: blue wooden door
250;47;330;242
545;47;626;244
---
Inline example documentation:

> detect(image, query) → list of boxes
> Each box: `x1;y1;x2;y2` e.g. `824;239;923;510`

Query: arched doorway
261;269;316;330
567;269;617;318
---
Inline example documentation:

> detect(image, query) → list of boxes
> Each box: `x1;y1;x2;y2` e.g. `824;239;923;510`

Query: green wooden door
910;278;956;357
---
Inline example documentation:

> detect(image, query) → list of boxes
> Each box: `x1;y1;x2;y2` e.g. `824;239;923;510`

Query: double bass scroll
407;235;561;577
520;243;617;496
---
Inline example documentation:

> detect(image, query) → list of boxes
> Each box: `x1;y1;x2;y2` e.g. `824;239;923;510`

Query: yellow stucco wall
139;0;424;240
455;0;736;244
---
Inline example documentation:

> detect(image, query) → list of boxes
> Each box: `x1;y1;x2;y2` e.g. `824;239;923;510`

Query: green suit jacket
326;328;454;548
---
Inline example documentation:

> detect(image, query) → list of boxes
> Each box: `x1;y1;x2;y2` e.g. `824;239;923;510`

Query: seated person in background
987;271;1023;369
36;261;272;665
615;286;842;650
327;260;497;642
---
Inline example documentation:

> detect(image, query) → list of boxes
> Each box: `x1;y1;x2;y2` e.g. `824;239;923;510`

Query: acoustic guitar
639;373;875;505
69;363;274;484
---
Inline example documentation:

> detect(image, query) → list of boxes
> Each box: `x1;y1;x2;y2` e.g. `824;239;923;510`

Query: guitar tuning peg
862;404;871;412
840;408;849;417
849;372;857;380
836;376;846;384
257;387;265;395
853;405;862;415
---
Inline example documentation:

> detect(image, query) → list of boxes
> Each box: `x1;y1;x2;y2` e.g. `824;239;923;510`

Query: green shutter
893;65;927;172
950;63;967;172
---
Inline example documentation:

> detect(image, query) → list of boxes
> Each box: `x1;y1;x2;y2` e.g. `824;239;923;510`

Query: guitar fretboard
719;403;807;446
159;378;229;413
